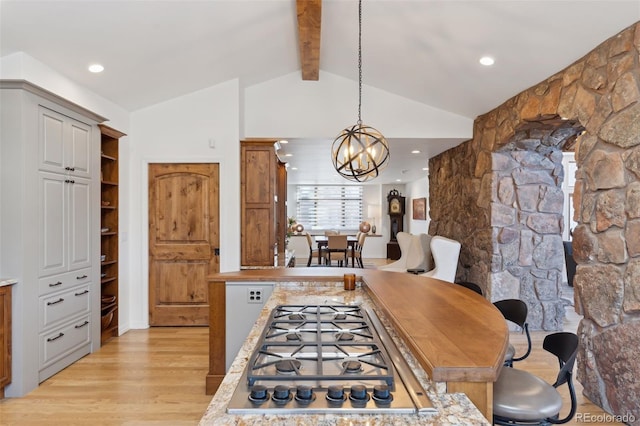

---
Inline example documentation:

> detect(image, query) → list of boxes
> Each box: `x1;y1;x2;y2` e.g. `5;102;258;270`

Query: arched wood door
148;163;219;326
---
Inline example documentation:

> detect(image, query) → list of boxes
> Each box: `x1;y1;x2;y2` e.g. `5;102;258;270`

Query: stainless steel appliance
226;304;436;415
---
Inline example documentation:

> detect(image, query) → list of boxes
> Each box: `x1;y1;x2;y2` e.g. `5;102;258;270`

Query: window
296;186;363;231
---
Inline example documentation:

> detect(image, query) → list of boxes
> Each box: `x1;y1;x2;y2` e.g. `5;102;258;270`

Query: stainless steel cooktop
226;304;435;415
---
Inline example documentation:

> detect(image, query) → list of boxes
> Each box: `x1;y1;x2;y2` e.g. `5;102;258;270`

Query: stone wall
429;22;640;422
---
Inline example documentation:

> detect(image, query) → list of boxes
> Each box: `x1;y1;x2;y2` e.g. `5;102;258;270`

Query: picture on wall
412;197;426;220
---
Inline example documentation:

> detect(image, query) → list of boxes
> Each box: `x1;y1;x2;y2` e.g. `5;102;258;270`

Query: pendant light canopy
331;0;390;183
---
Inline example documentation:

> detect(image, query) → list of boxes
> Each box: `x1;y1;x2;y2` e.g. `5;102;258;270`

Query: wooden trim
447;381;493;420
206;281;225;395
97;124;126;139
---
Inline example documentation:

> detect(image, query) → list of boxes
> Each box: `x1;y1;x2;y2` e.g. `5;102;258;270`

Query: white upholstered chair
420;236;461;282
379;232;433;273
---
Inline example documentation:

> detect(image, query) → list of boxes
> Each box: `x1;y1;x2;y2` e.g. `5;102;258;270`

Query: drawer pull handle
47;333;64;342
76;274;88;280
75;321;89;329
47;298;64;306
49;281;63;287
75;290;89;296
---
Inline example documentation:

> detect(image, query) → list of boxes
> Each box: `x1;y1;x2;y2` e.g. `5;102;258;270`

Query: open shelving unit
99;124;125;345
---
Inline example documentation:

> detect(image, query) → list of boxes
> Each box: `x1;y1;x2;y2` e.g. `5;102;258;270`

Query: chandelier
331;0;390;183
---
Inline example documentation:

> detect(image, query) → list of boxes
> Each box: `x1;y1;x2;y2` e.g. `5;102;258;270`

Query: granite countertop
0;278;17;287
199;281;490;426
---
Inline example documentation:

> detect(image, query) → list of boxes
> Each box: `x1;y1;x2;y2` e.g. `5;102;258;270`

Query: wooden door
148;163;219;326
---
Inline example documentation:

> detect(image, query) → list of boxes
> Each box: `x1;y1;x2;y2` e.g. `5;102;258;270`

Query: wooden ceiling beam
296;0;322;81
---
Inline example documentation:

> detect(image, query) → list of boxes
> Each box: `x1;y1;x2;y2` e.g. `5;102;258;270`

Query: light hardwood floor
0;327;212;426
0;275;621;425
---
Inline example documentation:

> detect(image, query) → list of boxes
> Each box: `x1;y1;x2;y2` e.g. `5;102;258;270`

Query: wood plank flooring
0;277;622;425
0;327;212;426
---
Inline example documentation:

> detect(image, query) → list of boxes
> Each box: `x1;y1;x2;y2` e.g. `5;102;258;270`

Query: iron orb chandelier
331;0;390;183
331;122;390;182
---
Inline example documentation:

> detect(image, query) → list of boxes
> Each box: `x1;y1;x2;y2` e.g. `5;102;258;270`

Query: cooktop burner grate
246;304;393;386
226;304;436;415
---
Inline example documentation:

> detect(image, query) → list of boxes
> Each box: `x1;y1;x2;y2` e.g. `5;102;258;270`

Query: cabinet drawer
39;284;90;330
39;315;91;369
39;268;91;296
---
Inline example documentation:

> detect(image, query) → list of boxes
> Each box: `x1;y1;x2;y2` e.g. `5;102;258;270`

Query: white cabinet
39;106;92;179
225;282;274;371
0;80;105;397
38;172;92;277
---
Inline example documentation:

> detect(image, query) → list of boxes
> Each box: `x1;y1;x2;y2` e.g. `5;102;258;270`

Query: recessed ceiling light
284;153;293;157
291;167;298;170
395;179;402;182
279;140;289;144
411;150;421;154
422;167;428;171
88;63;104;73
479;56;495;66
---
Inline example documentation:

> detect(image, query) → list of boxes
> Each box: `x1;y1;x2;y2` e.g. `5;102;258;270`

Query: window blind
296;186;363;231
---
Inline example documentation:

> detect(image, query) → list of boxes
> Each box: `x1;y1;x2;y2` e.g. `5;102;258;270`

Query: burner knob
373;384;392;402
326;385;345;401
249;385;269;402
295;385;314;401
272;385;291;401
349;384;368;401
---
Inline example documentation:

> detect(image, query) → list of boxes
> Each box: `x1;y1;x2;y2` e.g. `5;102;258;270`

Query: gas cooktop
226;304;435;415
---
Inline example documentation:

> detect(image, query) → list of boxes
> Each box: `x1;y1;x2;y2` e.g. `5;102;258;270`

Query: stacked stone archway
429;22;640;421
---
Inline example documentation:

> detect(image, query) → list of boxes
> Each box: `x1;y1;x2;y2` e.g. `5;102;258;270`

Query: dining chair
352;232;367;268
494;299;532;367
493;332;579;425
324;235;348;267
304;233;320;267
324;230;340;236
347;232;361;264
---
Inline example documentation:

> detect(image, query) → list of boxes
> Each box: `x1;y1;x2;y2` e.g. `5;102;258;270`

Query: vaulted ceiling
2;1;639;184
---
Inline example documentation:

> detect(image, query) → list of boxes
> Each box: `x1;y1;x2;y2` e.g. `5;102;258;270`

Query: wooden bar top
210;267;508;383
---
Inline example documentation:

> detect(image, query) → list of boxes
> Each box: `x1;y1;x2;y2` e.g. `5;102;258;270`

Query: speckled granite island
201;268;508;425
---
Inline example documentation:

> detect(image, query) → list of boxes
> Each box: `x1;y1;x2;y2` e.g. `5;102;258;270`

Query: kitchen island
202;268;508;425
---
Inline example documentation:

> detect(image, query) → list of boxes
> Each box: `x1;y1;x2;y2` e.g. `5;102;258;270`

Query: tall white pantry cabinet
0;80;106;396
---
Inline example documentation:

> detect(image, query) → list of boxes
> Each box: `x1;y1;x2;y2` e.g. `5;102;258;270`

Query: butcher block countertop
211;268;508;383
205;267;508;421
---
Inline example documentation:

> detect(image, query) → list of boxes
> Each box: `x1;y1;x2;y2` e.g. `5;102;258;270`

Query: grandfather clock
386;189;405;260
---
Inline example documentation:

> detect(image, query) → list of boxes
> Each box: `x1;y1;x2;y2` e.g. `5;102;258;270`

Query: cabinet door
0;286;10;391
39;172;67;277
66;120;92;179
68;177;92;271
38;173;91;277
38;106;92;178
39;107;66;174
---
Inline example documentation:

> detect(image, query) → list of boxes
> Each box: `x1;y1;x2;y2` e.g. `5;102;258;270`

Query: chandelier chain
357;0;362;125
330;0;389;182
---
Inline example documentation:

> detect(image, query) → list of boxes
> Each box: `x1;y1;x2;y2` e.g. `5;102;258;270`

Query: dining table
314;235;359;267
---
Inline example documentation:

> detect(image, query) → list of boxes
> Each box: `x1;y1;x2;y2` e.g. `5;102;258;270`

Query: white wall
245;70;472;139
129;80;241;329
405;176;430;234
